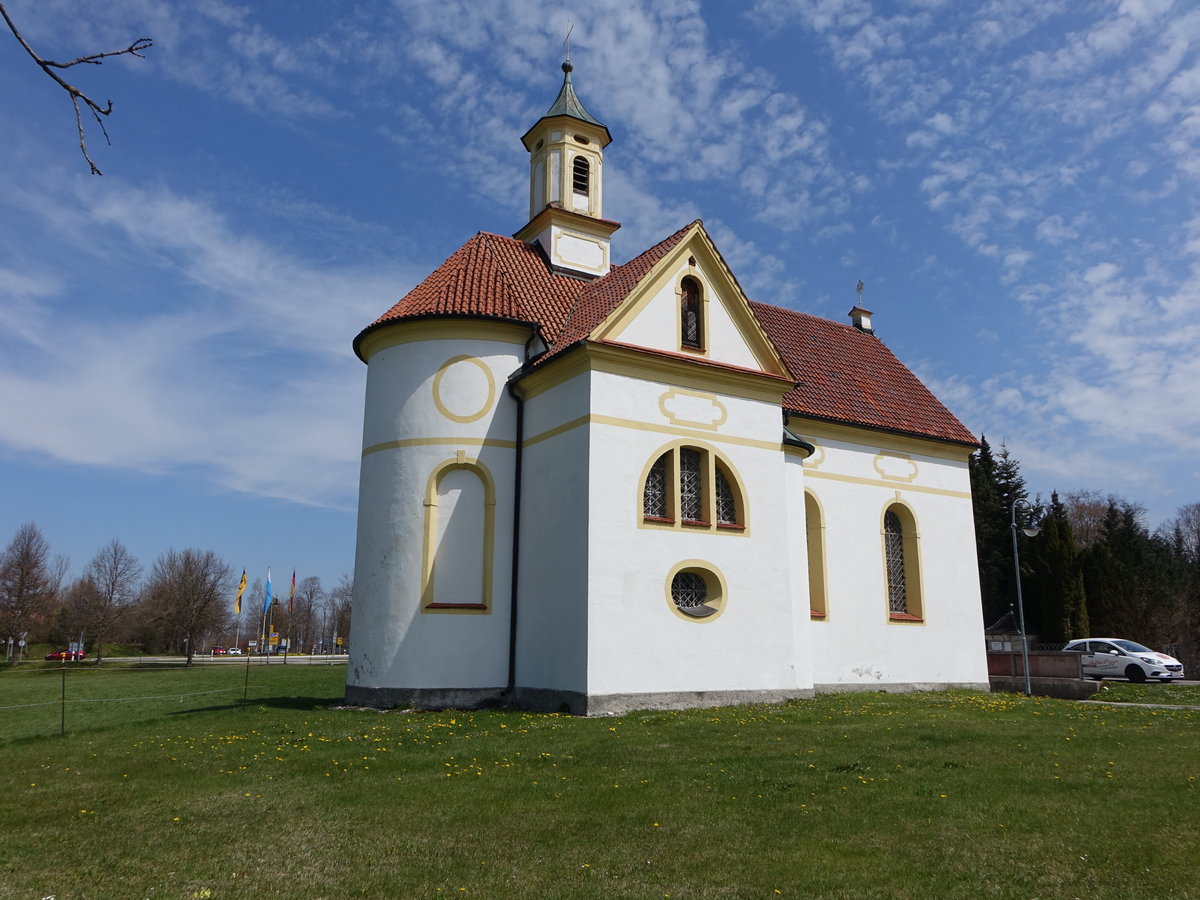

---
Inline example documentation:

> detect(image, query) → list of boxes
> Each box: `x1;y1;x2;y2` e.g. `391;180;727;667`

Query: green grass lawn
1;667;1196;899
1092;680;1200;706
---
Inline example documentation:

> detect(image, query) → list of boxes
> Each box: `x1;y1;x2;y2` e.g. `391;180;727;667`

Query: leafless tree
143;549;232;665
0;2;151;174
1163;502;1200;564
1062;490;1147;550
290;576;324;653
74;539;142;664
0;522;63;660
328;574;353;652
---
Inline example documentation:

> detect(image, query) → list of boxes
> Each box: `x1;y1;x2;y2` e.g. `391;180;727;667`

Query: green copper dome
522;59;612;148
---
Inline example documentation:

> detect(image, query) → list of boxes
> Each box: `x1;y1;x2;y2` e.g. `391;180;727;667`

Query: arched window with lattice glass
884;510;907;614
883;505;923;621
643;453;668;519
679;448;703;522
714;464;737;526
680;277;702;349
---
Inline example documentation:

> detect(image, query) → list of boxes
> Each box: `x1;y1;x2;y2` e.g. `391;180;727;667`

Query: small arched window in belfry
679;448;703;522
643;453;668;519
572;156;590;198
884;510;908;615
681;277;702;349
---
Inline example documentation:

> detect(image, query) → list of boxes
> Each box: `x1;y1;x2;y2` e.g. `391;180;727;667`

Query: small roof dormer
515;55;619;280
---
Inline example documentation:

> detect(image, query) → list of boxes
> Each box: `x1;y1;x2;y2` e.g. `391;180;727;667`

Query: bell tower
515;55;619;279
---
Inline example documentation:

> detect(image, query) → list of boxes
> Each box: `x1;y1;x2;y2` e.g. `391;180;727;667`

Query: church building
346;59;989;714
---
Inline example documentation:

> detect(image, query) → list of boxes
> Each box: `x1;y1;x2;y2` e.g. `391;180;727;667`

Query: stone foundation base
344;682;997;716
344;683;813;716
813;681;991;695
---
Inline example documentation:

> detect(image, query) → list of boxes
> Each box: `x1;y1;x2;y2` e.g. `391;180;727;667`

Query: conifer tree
1026;492;1088;643
969;436;1011;624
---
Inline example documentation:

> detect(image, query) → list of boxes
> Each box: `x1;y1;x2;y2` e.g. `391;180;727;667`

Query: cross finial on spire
856;279;864;303
563;23;574;72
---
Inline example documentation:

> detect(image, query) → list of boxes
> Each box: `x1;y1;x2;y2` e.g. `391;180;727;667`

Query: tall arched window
883;504;923;621
884;510;907;615
805;491;828;619
680;277;703;349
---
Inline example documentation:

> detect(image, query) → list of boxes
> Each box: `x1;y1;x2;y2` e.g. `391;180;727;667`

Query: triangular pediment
589;223;791;379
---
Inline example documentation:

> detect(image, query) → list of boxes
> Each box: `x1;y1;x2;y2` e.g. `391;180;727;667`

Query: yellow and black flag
235;569;247;614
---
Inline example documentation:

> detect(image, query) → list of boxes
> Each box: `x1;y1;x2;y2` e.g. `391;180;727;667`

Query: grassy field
1;667;1197;899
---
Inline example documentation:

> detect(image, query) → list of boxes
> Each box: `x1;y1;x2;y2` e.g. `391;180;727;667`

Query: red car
45;649;86;661
210;646;227;655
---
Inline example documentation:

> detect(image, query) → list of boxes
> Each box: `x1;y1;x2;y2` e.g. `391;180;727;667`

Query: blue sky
2;0;1198;590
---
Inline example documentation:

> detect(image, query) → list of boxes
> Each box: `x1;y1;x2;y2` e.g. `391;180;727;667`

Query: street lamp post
1010;498;1041;695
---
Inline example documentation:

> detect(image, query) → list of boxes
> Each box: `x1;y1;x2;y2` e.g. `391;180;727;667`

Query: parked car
210;646;227;655
227;647;243;655
45;649;86;661
1063;638;1185;683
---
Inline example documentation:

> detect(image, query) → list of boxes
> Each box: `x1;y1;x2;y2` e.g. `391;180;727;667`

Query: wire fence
0;656;348;741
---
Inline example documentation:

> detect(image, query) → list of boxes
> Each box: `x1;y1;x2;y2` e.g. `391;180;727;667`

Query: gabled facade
346;61;988;714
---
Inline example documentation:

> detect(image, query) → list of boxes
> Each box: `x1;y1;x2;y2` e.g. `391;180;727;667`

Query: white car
227;647;243;655
1063;638;1185;683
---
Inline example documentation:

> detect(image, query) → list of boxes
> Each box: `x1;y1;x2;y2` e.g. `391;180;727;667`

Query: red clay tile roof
353;232;580;357
355;223;977;447
751;301;977;446
544;220;697;360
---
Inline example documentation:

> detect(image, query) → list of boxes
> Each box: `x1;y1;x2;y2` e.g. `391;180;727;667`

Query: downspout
505;330;538;699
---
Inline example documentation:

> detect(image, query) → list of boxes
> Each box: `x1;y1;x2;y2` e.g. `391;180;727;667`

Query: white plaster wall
801;435;987;688
359;338;520;450
515;372;592;693
613;269;762;371
583;370;800;696
785;451;815;690
348;333;523;693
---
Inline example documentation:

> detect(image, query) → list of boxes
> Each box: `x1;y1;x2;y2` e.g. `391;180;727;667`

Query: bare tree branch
0;2;151;175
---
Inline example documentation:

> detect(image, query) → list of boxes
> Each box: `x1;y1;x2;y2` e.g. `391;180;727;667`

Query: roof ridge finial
562;23;574;77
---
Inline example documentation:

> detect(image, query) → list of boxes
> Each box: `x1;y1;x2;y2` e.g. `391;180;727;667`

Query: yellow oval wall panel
432;356;496;423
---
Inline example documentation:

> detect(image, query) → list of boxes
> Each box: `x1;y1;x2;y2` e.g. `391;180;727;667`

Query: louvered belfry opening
572;156;589;197
884;510;908;614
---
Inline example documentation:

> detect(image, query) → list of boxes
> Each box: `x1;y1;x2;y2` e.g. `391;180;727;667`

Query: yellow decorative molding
520;412;782;452
523;415;592;449
804;468;971;499
785;416;975;462
590;414;779;451
362;437;516;458
420;455;496;615
873;451;919;483
664;559;729;624
432;356;496;424
658;388;728;430
587;343;789;403
358;319;531;360
591;223;791;379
